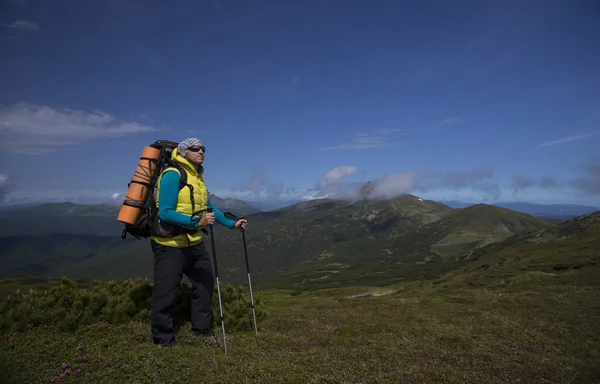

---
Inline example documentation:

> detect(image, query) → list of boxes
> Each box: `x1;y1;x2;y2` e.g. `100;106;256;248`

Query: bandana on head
177;137;201;157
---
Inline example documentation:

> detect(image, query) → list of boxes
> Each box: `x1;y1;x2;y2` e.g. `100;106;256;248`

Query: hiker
149;137;248;347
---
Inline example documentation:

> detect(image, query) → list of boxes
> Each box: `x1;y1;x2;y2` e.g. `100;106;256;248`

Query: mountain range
2;191;583;292
439;200;600;219
3;194;598;219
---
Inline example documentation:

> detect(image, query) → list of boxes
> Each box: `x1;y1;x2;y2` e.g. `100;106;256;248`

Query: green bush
0;277;265;333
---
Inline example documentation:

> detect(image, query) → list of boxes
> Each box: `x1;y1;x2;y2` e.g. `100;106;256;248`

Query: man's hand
235;218;248;230
199;212;215;227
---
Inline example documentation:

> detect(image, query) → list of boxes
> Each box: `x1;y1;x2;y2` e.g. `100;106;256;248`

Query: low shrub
0;277;265;333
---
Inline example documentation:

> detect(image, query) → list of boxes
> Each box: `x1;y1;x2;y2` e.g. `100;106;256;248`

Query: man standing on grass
149;137;247;347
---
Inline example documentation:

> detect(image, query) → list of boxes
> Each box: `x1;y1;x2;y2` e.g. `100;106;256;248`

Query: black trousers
150;239;215;346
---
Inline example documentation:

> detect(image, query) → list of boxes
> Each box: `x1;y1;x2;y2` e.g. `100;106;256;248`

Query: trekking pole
224;212;258;336
207;208;227;355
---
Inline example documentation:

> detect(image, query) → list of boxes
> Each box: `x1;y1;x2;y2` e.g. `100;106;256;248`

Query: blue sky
0;0;599;207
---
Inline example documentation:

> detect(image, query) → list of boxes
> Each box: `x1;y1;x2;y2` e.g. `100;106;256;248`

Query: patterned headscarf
177;137;201;157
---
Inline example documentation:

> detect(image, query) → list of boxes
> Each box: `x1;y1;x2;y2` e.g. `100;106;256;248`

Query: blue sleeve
208;198;237;229
157;170;200;228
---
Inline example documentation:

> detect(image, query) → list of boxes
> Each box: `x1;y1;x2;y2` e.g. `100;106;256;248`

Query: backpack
120;140;191;240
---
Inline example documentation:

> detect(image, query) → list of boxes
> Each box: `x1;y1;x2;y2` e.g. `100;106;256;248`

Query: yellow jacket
151;147;208;248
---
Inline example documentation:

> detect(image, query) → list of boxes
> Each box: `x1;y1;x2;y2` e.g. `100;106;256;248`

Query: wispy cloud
310;166;499;201
412;117;465;134
418;169;500;200
229;168;295;202
570;159;600;196
0;173;15;202
432;117;463;128
222;164;503;204
510;158;600;197
315;166;359;196
1;20;39;32
511;174;535;195
0;103;159;155
316;116;462;151
538;131;600;148
316;128;404;151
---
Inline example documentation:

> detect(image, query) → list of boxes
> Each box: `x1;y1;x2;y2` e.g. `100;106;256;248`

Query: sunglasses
186;145;206;153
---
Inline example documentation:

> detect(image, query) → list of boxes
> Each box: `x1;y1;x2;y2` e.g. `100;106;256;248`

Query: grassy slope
0;195;455;283
255;203;551;291
0;198;552;291
0;196;260;237
400;204;552;260
0;234;120;276
1;214;598;383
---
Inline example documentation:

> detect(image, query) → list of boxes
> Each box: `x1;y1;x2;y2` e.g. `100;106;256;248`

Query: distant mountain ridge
0;193;560;290
439;200;600;217
3;194;598;219
0;194;262;236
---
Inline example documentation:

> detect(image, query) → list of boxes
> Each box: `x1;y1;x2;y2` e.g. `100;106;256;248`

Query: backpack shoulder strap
160;163;188;190
171;163;188;190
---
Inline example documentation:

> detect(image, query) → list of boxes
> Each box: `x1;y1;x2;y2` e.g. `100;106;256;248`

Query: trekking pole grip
224;212;245;231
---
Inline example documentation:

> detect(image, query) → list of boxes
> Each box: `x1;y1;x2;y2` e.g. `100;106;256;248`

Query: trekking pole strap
224;211;245;231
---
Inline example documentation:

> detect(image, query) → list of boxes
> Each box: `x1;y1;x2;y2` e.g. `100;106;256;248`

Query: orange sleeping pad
117;146;161;225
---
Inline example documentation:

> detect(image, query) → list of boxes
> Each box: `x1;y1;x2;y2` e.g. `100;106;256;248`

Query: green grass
2;258;599;383
1;209;597;383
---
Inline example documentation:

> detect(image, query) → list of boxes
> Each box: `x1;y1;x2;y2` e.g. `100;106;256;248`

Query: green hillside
0;204;120;237
0;196;552;291
0;196;260;237
433;210;600;289
257;203;552;290
0;194;450;281
398;203;552;260
1;211;598;383
0;234;119;276
0;195;260;279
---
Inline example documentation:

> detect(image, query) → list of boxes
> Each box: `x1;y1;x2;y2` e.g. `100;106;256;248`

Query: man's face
184;142;205;165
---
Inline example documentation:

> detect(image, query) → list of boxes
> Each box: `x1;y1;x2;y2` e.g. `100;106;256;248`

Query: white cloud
538;131;600;148
311;166;498;201
317;128;404;151
432;117;463;127
223;164;501;205
0;103;159;155
376;128;403;135
316;116;462;151
1;20;39;32
311;166;425;201
365;171;424;199
0;173;14;201
315;166;359;196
